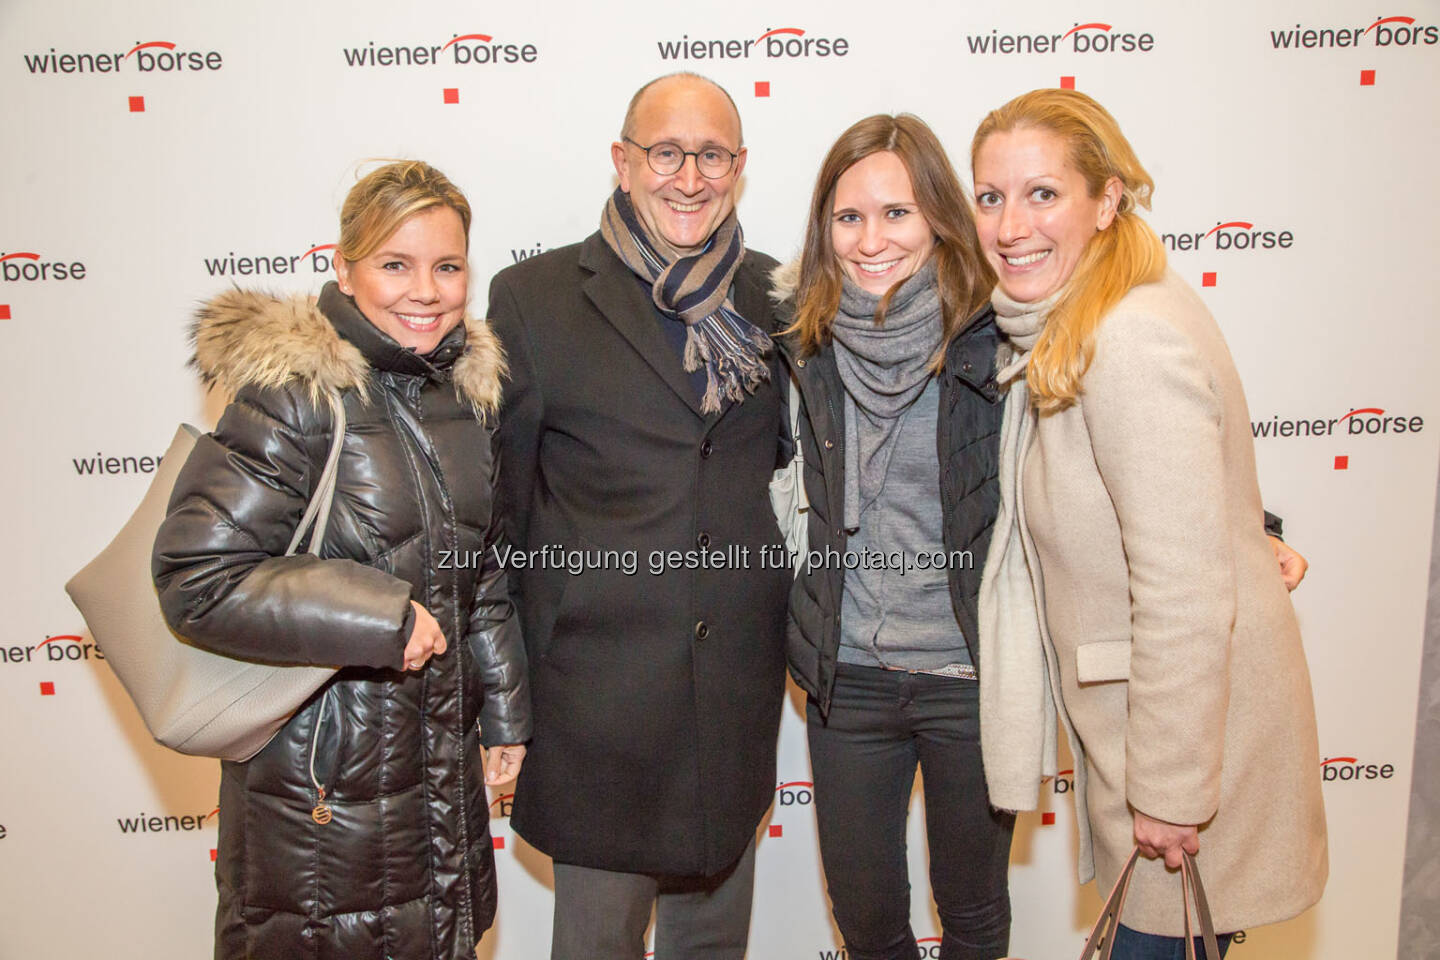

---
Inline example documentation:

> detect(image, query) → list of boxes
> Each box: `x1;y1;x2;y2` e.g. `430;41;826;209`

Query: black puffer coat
153;283;529;960
778;294;1004;716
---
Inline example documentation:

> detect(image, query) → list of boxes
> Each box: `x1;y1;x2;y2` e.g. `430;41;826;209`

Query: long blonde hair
971;89;1165;411
791;114;994;372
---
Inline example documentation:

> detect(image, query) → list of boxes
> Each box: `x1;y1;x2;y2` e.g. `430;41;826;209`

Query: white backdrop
2;1;1438;957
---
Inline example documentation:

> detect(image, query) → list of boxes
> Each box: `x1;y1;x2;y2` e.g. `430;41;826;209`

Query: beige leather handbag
66;398;345;762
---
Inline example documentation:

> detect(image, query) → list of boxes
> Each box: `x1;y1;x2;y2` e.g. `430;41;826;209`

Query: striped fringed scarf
600;187;772;414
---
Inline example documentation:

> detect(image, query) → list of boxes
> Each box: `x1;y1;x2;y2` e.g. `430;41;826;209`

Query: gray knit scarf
600;187;772;414
830;261;943;531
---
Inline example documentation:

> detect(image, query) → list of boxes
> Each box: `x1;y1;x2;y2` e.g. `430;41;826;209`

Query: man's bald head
620;72;743;145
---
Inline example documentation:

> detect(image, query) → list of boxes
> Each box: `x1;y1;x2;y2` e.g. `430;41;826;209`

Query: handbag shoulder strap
285;391;346;558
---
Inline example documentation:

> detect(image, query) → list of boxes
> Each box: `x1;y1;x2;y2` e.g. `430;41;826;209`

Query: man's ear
612;141;631;193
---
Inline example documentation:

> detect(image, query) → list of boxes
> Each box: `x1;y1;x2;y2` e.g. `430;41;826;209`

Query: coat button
696;531;711;548
694;621;709;641
824;439;834;449
961;360;974;373
700;439;713;458
796;358;807;367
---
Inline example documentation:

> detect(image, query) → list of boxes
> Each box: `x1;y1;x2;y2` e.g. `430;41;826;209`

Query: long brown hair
971;89;1165;411
790;114;994;371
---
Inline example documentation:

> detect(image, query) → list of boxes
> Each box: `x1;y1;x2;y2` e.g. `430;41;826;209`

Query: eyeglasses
623;137;739;179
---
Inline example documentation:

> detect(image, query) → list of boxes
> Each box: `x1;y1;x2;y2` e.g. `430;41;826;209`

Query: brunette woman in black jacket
153;161;529;960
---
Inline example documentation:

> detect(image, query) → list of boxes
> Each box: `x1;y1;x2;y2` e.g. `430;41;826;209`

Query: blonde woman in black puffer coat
153;160;529;960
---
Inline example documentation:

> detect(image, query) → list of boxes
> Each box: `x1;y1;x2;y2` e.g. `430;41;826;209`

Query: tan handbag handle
1077;848;1221;960
285;392;346;557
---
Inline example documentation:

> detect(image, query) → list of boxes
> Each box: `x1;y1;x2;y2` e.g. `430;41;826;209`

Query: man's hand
1133;810;1199;869
1269;536;1309;591
402;601;448;670
484;744;527;785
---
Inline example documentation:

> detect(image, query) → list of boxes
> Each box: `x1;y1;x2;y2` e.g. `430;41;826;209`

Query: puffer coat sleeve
152;383;413;670
468;437;530;746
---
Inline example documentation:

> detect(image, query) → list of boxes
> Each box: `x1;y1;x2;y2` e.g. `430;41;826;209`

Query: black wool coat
488;233;790;877
779;304;1005;715
153;285;530;960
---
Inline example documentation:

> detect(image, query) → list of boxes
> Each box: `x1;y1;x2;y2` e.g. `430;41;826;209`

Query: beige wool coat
1017;270;1327;935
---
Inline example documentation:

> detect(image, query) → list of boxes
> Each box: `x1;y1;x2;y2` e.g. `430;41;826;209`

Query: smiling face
334;205;468;353
829;150;936;295
611;76;747;256
972;126;1120;303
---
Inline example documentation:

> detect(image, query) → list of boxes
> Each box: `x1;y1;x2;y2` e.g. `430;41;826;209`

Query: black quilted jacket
153;283;529;960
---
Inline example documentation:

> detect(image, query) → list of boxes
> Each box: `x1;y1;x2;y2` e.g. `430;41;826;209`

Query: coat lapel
579;233;709;419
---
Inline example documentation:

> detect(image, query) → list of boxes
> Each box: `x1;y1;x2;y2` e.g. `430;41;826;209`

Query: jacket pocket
1075;640;1130;683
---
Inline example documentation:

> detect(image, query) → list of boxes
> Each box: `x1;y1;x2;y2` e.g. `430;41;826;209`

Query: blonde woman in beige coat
969;89;1327;960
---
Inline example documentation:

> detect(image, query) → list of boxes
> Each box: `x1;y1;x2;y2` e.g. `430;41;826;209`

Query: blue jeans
1110;924;1232;960
806;663;1015;960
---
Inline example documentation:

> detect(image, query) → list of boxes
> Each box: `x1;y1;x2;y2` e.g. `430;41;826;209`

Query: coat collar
190;282;506;417
578;231;771;420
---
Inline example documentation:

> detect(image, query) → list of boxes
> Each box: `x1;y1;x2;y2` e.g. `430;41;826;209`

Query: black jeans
807;663;1015;960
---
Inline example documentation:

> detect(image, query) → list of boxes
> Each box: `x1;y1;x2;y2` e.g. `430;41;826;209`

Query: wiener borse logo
0;635;103;664
1;251;86;281
342;33;538;67
656;27;850;60
202;243;336;278
1251;407;1425;439
1160;221;1294;253
22;40;222;74
964;22;1155;55
1270;15;1437;49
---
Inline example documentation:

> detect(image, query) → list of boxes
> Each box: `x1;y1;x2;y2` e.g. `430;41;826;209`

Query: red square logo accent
492;836;505;850
0;305;10;320
443;88;459;104
40;681;55;696
1060;76;1076;90
1041;812;1056;825
755;81;770;97
768;824;783;837
1202;272;1217;287
1360;69;1376;86
1334;455;1349;470
128;96;145;112
210;849;218;862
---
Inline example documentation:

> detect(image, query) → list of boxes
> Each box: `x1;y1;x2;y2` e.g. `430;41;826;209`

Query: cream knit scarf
977;284;1061;812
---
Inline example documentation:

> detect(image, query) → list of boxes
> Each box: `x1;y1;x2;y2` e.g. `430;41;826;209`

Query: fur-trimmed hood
190;288;506;417
769;257;801;306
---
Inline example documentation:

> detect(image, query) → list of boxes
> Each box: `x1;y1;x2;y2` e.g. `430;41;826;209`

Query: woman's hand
1133;810;1199;869
1269;536;1308;591
402;601;447;670
484;744;527;785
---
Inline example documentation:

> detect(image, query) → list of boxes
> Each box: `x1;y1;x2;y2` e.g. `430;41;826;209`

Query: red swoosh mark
125;41;176;58
776;781;814;790
0;252;40;261
489;792;515;807
1062;23;1112;39
1057;769;1074;777
757;27;805;41
299;243;336;259
38;635;84;647
918;937;943;944
1204;220;1254;238
205;807;220;821
1366;16;1416;33
1339;408;1385;420
442;33;493;51
1322;757;1358;765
